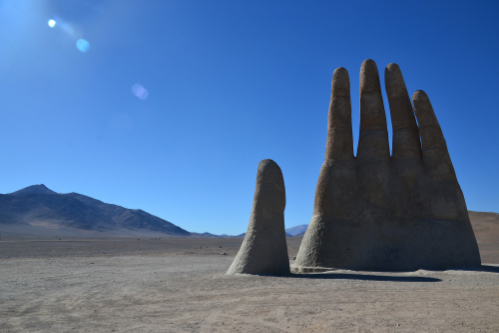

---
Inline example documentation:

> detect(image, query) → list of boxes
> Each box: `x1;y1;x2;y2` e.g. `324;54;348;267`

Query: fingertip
360;59;381;93
333;67;349;82
257;159;285;189
258;159;282;174
384;63;402;83
361;59;378;74
413;90;437;127
384;63;408;99
334;67;348;75
362;59;376;67
385;63;400;74
413;90;429;102
259;158;277;167
332;67;350;96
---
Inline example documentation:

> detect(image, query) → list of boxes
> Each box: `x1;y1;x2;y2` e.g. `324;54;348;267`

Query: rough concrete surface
227;159;290;275
0;238;498;332
295;60;480;271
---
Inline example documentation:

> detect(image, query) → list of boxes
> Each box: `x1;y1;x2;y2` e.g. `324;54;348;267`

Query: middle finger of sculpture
294;59;480;271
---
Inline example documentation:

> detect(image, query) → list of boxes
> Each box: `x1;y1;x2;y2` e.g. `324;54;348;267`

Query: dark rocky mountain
10;184;57;196
0;185;190;237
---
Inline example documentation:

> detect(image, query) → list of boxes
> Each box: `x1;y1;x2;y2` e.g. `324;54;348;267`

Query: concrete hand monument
227;159;290;275
294;60;481;271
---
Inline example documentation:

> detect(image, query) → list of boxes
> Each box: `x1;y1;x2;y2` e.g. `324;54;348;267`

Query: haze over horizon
1;0;498;235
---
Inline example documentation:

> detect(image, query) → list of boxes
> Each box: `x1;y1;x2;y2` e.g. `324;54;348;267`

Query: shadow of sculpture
285;273;442;283
453;264;499;273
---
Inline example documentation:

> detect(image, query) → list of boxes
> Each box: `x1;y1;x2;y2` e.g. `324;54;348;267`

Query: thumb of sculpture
226;159;290;275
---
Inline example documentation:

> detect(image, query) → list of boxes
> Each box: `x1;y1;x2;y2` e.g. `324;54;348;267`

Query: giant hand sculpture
294;60;481;271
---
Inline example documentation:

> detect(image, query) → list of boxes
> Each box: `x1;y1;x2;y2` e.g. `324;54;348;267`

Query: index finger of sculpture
412;90;457;181
325;67;354;160
385;63;421;160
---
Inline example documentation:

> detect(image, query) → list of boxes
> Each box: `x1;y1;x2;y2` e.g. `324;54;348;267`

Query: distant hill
0;185;190;237
468;211;499;263
286;224;308;236
468;211;499;242
190;232;228;238
230;232;293;238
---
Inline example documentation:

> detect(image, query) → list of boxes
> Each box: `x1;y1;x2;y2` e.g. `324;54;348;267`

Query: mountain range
0;185;190;237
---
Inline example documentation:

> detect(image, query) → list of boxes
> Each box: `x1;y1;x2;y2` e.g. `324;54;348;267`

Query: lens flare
132;84;149;100
48;19;56;28
76;39;90;52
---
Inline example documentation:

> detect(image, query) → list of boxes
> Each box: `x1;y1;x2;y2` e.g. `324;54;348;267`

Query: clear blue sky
1;0;498;235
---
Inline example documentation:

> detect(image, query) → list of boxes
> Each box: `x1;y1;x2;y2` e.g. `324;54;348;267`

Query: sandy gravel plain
1;236;499;332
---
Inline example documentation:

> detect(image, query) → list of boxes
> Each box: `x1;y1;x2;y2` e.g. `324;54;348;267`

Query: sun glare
48;19;56;28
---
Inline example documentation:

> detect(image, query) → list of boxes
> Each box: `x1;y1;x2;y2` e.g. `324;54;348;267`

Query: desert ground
0;229;498;333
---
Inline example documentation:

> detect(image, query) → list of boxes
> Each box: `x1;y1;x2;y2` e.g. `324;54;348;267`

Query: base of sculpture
294;216;481;272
